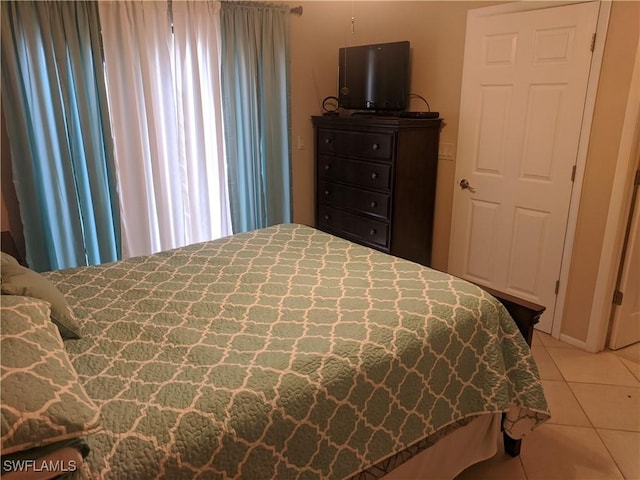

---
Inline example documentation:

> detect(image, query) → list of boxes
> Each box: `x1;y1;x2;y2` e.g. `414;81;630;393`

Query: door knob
459;179;476;193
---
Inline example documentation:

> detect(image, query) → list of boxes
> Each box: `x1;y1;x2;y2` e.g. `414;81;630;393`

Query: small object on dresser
399;111;439;118
321;96;340;116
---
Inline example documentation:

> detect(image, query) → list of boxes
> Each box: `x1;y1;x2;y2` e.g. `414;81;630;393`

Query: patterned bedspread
45;224;549;479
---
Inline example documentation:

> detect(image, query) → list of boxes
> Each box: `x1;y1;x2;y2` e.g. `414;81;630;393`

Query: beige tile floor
456;332;640;480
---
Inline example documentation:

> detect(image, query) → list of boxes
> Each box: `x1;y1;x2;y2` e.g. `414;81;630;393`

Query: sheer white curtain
99;1;230;258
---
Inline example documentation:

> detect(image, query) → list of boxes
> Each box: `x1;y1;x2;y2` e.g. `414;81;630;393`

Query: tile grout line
533;332;615;479
593;428;628;479
610;348;640;382
564;381;596;430
543;346;640;388
520;332;636;479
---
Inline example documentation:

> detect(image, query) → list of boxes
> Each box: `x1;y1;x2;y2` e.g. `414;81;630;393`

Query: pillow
1;251;20;268
0;296;102;456
1;257;81;339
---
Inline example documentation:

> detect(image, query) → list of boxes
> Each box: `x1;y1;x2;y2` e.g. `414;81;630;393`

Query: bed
0;223;550;479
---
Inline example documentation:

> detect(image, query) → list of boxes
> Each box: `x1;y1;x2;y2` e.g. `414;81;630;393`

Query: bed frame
481;286;545;457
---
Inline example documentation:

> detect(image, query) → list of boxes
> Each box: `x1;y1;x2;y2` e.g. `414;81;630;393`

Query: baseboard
558;333;593;352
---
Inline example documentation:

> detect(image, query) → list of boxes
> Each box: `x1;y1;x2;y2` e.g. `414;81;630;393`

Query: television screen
338;41;410;112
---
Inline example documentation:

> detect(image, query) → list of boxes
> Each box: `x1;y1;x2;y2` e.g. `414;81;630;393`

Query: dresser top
311;115;442;129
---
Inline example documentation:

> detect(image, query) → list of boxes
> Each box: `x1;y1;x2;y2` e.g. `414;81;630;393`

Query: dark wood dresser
312;115;442;267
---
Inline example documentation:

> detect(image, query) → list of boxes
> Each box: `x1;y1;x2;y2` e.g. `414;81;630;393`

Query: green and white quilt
45;224;550;479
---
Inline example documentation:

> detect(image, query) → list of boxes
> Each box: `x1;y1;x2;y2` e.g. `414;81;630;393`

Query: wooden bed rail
481;286;545;348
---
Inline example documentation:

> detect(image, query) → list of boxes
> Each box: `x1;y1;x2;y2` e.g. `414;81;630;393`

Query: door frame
588;42;640;352
465;0;612;343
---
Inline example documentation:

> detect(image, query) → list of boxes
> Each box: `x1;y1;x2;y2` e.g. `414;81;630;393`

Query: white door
448;2;599;333
609;175;640;350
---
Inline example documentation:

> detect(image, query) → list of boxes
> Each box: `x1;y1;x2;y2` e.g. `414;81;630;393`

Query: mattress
43;224;549;479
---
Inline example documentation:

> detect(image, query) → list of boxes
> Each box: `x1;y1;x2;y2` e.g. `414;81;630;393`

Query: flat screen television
338;41;410;113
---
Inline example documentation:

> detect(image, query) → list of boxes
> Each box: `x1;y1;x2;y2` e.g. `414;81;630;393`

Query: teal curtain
1;1;121;271
220;1;292;233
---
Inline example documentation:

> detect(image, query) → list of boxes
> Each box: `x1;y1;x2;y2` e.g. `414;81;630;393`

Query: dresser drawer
318;205;390;250
317;128;393;160
317;155;392;192
318;180;391;220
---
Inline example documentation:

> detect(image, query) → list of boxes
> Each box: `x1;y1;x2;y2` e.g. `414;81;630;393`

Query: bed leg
503;433;522;457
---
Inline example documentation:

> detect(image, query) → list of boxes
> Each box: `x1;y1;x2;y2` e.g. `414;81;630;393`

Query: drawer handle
324;190;330;196
324;214;330;221
324;164;331;171
370;201;377;208
324;138;333;145
372;143;379;151
371;172;379;180
369;229;377;236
